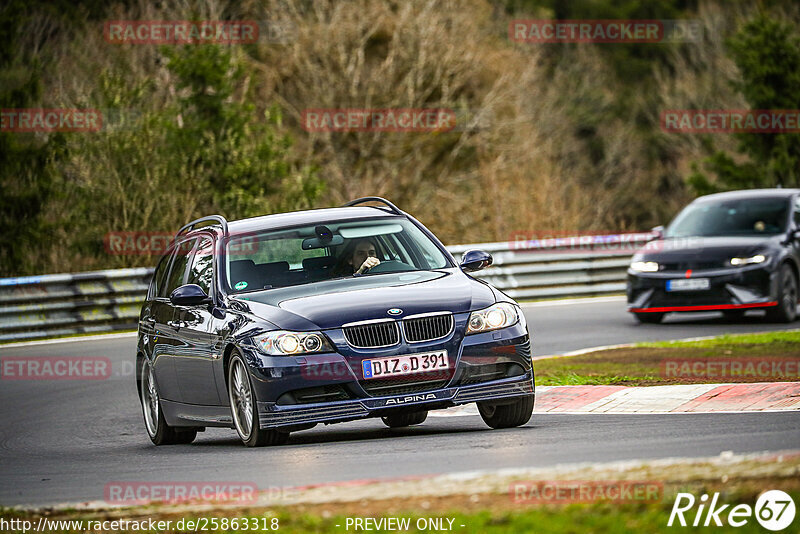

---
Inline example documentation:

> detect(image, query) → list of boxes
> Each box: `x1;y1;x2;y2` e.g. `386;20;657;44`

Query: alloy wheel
229;359;254;440
783;269;797;320
141;361;159;437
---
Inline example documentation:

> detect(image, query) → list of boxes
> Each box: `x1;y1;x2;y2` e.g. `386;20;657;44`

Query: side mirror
170;284;212;306
460;249;493;272
651;225;665;239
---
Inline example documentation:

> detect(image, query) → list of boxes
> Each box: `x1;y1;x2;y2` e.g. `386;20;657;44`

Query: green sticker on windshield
234;281;248;290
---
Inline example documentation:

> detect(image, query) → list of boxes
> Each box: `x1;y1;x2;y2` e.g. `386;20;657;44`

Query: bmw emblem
387;308;403;316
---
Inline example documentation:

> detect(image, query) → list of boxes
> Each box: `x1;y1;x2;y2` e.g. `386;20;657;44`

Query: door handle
166;320;187;329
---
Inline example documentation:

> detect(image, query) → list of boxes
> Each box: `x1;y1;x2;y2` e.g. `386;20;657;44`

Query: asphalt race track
527;296;800;355
1;297;798;507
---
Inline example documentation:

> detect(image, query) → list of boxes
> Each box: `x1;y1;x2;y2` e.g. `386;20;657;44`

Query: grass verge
2;453;798;533
535;330;800;386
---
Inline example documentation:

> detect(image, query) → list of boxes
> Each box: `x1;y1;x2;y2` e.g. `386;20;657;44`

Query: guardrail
0;233;653;342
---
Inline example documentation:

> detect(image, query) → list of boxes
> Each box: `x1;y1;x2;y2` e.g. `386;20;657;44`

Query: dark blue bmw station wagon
137;198;534;447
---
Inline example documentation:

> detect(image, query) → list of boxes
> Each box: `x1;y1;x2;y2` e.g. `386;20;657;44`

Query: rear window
149;254;171;299
163;238;196;296
245;238;327;269
187;237;214;295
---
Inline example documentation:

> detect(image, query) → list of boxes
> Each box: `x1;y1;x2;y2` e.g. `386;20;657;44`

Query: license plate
666;278;710;291
362;351;448;379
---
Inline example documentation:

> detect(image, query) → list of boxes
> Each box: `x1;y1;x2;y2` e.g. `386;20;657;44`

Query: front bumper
243;313;531;400
242;315;534;429
627;264;777;313
256;372;534;429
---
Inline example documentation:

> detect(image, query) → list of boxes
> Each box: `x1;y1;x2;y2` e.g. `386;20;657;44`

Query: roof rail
176;215;229;238
342;197;403;215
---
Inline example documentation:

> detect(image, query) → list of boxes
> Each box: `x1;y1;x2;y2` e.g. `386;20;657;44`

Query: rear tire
381;410;428;428
766;264;798;323
140;358;197;445
634;312;664;324
228;352;289;447
478;395;534;429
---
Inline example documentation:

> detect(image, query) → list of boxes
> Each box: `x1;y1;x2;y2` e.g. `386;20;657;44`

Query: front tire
381;410;428;428
478;395;534;429
228;352;289;447
140;359;197;445
766;264;798;323
634;312;664;324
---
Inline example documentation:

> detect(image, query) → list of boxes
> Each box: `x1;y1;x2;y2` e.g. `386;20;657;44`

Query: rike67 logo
668;490;796;531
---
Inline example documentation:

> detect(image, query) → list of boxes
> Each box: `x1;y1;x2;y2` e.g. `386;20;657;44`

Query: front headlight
467;303;519;334
730;254;767;266
253;331;333;356
630;261;659;272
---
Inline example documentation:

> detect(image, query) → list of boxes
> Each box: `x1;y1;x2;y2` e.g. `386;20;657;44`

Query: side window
187;237;214;295
794;197;800;227
149;253;171;299
163;238;196;296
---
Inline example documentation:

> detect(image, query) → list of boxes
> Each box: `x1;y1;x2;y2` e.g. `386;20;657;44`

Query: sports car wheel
228;352;289;447
381;410;427;428
766;264;798;323
140;358;196;445
478;395;534;429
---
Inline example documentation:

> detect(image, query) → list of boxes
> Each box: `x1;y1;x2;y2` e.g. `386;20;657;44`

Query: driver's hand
356;257;380;274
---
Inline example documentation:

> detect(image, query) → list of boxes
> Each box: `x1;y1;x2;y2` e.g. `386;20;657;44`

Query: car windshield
224;217;450;292
665;197;790;238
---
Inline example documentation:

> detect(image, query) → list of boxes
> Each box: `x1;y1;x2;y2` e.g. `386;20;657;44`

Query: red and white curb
430;382;800;417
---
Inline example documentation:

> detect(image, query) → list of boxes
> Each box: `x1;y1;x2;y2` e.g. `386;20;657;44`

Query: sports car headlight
253;331;333;356
630;261;660;272
730;254;767;266
467;303;519;334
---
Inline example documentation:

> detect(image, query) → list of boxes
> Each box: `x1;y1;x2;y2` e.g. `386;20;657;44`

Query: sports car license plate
666;278;710;291
362;351;448;379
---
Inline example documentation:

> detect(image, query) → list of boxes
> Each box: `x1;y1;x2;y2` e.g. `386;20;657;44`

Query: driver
334;238;381;276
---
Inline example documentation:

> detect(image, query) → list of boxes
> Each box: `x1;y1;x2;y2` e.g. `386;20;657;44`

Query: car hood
230;269;497;330
633;235;781;262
